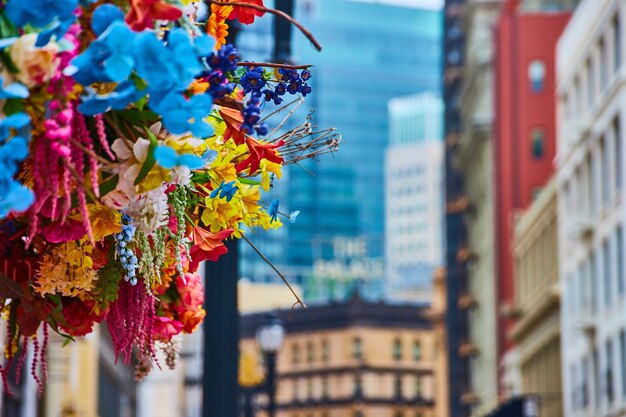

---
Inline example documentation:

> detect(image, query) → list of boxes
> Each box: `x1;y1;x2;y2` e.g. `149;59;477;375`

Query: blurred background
7;0;626;416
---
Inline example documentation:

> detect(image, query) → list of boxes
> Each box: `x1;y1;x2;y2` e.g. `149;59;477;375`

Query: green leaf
99;174;119;197
238;177;261;186
135;95;147;111
116;108;160;125
134;127;158;186
2;98;23;116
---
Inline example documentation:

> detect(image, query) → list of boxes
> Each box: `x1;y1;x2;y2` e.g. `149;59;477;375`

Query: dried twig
237;61;313;70
241;234;307;309
207;0;322;51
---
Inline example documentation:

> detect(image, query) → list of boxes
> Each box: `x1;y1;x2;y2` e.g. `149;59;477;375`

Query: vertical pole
202;240;239;417
265;352;277;417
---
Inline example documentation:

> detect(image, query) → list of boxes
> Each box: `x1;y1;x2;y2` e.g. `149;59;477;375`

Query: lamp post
256;315;285;417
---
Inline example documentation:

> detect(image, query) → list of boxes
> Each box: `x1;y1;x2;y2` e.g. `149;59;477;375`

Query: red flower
220;107;247;145
228;0;265;25
235;137;284;174
188;226;233;272
153;316;184;341
125;0;183;31
16;299;52;337
59;299;105;337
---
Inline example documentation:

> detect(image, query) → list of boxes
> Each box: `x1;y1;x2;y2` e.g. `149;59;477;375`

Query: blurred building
385;93;444;302
492;0;570;402
508;179;562;417
556;0;626;416
441;1;471;416
448;0;502;416
44;327;136;417
239;287;449;417
237;1;442;302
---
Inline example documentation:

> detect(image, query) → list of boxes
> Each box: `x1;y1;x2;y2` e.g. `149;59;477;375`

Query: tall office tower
385;92;444;302
237;0;441;302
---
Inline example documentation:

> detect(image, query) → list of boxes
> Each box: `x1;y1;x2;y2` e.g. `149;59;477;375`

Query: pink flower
153;316;183;341
175;272;204;312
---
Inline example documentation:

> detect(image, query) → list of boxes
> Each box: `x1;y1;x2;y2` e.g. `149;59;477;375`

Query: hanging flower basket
0;0;338;392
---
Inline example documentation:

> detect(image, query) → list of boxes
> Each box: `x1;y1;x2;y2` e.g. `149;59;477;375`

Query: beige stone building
509;179;563;417
454;0;503;414
240;284;449;417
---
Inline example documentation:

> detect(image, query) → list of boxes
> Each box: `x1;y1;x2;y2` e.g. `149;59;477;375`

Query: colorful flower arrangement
0;0;339;393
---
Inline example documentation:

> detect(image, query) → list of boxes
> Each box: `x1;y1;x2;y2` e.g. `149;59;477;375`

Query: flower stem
207;0;322;51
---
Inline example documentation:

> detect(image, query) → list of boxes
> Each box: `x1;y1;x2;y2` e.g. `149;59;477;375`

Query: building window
618;227;624;295
531;128;545;159
354;412;364;417
607;340;614;404
603;239;612;306
600;38;608;90
394;412;404;417
413;341;422;362
601;137;611;205
322;339;330;363
322;376;329;399
587;58;595;109
393;339;403;361
620;330;626;398
594;348;600;406
414;377;422;399
615;117;623;191
353;337;363;360
307;341;314;363
395;375;403;399
528;60;546;92
307;378;313;399
582;356;589;407
591;250;598;313
614;15;622;72
589;152;598;217
292;343;300;365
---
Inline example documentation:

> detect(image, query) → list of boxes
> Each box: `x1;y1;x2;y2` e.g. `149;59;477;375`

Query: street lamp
256;315;285;417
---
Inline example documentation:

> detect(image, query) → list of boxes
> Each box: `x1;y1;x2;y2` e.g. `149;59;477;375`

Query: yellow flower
201;195;241;233
207;4;233;48
34;242;98;297
80;204;122;241
210;150;238;184
259;160;283;192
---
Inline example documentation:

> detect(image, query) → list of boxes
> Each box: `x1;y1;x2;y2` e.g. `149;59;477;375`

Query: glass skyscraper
237;0;442;301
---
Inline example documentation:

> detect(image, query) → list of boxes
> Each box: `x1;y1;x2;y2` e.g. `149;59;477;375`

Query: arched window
528;60;546;92
531;128;545;159
353;337;363;360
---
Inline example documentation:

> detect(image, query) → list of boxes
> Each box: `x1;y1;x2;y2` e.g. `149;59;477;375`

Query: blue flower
133;30;207;99
300;69;312;81
69;20;136;85
78;81;146;116
151;92;214;137
240;67;266;94
115;213;138;285
5;0;78;28
154;146;217;170
91;4;125;37
268;199;280;223
0;113;33;219
299;83;312;97
289;210;300;224
0;181;34;219
0;78;29;100
210;181;238;202
36;16;75;47
208;44;240;72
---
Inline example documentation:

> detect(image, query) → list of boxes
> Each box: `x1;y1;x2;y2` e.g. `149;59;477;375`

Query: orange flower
189;226;233;271
207;4;233;48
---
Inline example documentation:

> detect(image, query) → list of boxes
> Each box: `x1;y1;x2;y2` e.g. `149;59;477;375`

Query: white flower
171;166;192;186
127;185;169;236
9;34;59;87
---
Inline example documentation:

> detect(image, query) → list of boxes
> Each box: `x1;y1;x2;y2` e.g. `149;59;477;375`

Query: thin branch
207;0;322;51
241;234;307;309
237;61;313;70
